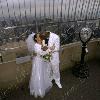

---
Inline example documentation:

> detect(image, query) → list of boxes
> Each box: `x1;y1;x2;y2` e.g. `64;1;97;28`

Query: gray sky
0;0;100;20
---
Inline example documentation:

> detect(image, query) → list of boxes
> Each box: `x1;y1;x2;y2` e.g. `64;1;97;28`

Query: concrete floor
1;60;100;100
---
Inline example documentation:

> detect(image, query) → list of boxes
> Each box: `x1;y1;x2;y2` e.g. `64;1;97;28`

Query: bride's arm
35;45;49;56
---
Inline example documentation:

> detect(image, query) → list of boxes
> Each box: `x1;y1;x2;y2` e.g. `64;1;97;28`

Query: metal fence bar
90;0;96;19
5;0;11;21
92;0;98;19
60;0;63;21
49;0;50;18
30;0;32;18
53;0;55;20
44;0;46;18
57;0;59;19
12;0;17;22
39;2;42;20
85;0;91;20
24;0;28;24
95;0;100;19
74;0;78;21
34;0;36;19
18;0;22;25
34;0;38;32
80;0;85;20
0;0;5;21
64;3;66;20
67;0;71;20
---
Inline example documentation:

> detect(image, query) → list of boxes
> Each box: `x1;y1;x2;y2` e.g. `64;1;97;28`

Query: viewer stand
72;27;93;78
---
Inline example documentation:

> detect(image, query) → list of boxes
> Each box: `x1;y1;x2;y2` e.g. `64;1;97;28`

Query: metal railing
0;0;100;25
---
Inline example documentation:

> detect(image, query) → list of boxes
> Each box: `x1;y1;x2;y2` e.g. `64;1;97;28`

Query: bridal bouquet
42;52;51;62
41;40;52;62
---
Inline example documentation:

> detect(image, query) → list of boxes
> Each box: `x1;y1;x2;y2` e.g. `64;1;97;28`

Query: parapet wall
60;38;100;70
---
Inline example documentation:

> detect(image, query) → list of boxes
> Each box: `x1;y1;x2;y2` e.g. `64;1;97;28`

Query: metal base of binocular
72;63;89;78
72;44;89;79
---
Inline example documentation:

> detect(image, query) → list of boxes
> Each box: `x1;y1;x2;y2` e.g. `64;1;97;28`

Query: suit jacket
48;32;60;65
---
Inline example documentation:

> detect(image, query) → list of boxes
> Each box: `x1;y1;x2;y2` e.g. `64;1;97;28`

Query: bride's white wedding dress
29;43;52;98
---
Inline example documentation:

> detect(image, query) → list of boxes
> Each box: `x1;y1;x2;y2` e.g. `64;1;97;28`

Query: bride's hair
33;33;44;42
33;34;37;42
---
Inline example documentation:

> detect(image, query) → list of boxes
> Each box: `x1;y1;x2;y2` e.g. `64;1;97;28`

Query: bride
29;33;52;98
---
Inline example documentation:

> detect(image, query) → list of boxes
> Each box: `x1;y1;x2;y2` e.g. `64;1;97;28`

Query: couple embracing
26;31;62;98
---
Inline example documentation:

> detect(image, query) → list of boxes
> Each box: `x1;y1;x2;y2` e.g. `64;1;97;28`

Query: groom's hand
50;44;55;51
41;46;48;51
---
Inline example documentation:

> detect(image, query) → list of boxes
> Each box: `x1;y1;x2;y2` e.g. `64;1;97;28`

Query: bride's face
36;34;42;43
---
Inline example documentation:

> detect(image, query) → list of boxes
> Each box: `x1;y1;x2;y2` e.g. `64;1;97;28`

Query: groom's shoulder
54;34;59;40
51;32;59;38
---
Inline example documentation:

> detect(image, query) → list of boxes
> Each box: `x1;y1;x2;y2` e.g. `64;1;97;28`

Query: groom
42;31;62;88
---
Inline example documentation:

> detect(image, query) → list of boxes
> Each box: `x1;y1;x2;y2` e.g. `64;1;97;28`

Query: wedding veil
26;32;35;53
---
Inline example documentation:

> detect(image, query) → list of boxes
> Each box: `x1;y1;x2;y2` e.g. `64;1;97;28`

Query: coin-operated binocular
72;27;93;78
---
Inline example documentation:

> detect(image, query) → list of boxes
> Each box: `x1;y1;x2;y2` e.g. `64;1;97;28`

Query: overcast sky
0;0;100;20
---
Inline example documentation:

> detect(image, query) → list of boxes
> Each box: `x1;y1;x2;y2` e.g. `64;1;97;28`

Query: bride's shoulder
35;43;41;47
34;43;38;46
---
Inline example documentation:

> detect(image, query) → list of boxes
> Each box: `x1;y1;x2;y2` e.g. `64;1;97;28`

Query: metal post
80;43;86;65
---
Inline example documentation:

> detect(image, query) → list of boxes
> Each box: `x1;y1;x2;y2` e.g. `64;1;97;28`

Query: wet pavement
1;60;100;100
